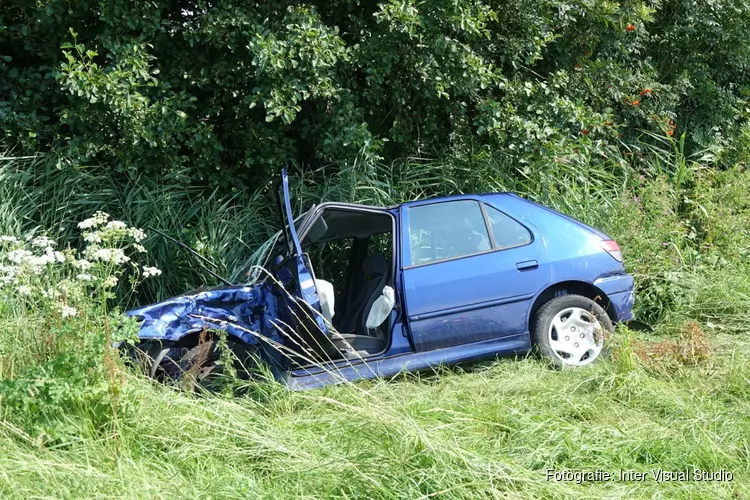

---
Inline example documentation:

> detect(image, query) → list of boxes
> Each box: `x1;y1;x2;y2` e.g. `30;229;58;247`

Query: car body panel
126;170;635;390
399;195;548;352
285;333;530;391
277;168;328;335
125;284;278;345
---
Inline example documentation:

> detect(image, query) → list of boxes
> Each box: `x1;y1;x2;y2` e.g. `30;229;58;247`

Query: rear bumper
594;274;635;322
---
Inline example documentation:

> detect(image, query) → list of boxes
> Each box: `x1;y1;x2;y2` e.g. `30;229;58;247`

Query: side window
484;204;532;249
408;200;490;266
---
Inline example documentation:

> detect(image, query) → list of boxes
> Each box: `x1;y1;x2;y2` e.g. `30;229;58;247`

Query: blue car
125;168;634;390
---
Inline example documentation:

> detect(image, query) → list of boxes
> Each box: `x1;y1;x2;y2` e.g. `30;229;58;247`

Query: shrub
0;214;156;439
2;1;748;186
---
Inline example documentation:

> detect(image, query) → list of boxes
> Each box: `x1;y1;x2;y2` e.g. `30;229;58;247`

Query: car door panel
404;247;548;351
401;199;549;352
276;168;329;349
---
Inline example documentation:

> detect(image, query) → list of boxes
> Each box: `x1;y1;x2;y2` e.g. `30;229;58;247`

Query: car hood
125;283;276;345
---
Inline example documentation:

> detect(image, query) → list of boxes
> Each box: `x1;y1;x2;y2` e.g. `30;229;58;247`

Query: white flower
54;251;65;263
103;276;118;287
0;236;18;244
92;248;111;261
129;228;146;242
30;236;56;248
76;273;94;281
29;254;53;269
77;259;92;270
133;244;147;253
0;266;18;286
84;232;102;243
61;306;78;318
41;288;61;299
7;249;33;264
91;248;130;264
142;265;162;278
77;211;110;229
105;220;127;230
16;285;31;296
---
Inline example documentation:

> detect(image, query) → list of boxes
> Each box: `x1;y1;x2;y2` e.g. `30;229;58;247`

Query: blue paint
126;170;635;389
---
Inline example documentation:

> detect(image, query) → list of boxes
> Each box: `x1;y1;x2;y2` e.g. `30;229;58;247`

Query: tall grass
1;347;748;498
1;141;750;498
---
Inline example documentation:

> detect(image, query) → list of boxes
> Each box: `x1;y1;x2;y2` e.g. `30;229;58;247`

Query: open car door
274;168;334;359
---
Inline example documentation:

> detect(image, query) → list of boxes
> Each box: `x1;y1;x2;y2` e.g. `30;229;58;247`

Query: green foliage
2;0;749;187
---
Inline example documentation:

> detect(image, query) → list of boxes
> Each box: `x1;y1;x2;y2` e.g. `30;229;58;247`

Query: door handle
516;260;538;271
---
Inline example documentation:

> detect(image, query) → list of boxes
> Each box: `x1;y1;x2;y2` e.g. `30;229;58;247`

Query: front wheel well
175;329;249;349
529;281;615;331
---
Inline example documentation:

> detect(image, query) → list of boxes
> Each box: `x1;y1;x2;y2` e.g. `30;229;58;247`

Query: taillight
600;240;623;262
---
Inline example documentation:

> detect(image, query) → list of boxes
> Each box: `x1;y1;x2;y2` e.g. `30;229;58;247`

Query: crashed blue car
125;168;634;390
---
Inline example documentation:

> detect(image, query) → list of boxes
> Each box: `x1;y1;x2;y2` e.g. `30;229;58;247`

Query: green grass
1;143;750;498
0;339;748;499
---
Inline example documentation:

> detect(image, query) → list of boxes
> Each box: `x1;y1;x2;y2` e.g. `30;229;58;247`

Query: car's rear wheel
532;294;612;368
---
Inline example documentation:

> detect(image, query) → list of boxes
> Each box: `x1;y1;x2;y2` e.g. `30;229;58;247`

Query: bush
0;214;155;439
1;1;749;186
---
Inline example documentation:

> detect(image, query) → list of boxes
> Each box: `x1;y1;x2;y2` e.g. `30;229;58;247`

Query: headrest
362;253;387;277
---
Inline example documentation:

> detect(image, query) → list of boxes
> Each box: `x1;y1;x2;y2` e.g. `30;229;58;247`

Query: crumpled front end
125;283;277;345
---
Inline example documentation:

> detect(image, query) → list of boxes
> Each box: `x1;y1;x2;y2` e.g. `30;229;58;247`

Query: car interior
299;207;395;360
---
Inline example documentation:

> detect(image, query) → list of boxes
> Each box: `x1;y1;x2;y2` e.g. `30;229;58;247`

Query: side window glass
484;204;532;249
408;200;490;266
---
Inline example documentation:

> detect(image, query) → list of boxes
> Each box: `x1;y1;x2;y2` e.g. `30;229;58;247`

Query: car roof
398;192;514;208
309;192;515;212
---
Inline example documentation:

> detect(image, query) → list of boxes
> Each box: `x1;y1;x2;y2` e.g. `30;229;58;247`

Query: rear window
484;204;532;249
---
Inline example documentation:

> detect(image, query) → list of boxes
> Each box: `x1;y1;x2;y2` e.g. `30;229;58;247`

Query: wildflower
77;211;110;229
17;285;31;296
41;288;61;299
142;266;162;278
76;273;94;281
61;306;78;318
103;276;118;288
667;129;674;136
133;244;147;253
584;50;591;57
91;248;129;264
129;228;147;242
30;236;56;248
573;63;583;71
626;24;636;31
639;88;653;96
105;220;127;230
662;242;669;247
581;129;590;135
92;248;111;262
0;236;18;244
77;259;92;271
7;249;33;264
630;99;641;106
84;232;102;244
639;175;645;181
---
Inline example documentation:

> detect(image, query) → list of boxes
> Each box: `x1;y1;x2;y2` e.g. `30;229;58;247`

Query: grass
1;142;750;498
0;336;748;499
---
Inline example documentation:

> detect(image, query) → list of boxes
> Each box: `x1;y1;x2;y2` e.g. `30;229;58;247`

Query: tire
176;339;258;392
532;294;613;368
